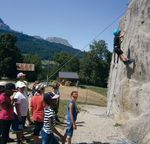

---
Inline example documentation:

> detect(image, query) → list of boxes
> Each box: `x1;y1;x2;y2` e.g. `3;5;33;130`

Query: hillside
0;18;83;60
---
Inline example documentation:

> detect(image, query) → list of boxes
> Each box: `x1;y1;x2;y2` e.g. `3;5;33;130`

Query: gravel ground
71;105;127;144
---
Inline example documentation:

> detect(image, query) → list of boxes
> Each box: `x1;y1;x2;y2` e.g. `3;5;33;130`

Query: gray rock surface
107;0;150;143
46;37;73;47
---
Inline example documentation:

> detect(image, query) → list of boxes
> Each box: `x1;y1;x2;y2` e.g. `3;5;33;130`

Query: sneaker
127;59;134;65
123;59;134;65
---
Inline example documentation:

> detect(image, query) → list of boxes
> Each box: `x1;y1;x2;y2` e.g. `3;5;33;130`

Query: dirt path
71;105;126;144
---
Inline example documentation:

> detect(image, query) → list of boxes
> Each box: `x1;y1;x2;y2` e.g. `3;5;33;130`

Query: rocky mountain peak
0;18;11;31
0;18;4;23
46;37;73;47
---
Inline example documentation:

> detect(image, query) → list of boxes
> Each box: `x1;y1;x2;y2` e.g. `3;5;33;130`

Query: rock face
107;0;150;143
46;37;73;47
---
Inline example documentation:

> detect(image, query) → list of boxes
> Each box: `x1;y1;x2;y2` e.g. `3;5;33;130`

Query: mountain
0;18;83;60
33;35;43;40
46;37;73;47
0;18;12;31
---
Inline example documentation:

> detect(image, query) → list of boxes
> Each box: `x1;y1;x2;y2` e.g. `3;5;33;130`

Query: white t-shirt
14;91;28;116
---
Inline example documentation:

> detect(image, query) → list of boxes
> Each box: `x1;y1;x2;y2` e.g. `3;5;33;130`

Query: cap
35;83;46;91
0;81;7;91
5;83;16;91
0;81;7;86
17;72;26;78
44;92;59;101
51;82;60;89
16;81;26;88
34;81;40;85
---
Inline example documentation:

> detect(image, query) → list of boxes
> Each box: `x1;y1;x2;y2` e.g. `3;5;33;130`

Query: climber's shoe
123;60;128;65
123;59;134;65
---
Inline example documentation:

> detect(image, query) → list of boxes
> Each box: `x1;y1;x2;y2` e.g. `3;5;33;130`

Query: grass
58;99;68;122
79;85;107;97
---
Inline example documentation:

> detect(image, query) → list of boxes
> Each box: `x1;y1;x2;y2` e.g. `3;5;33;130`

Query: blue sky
0;0;130;51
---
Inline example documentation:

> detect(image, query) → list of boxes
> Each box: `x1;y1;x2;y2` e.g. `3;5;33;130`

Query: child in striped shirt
41;92;65;144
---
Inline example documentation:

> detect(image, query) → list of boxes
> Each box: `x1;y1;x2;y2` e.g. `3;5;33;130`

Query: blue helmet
113;28;121;36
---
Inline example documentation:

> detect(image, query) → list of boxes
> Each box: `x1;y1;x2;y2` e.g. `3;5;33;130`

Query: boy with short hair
64;91;79;144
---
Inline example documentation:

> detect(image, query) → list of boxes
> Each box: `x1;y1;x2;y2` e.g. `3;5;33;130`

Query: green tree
79;40;112;87
0;34;22;78
54;52;80;72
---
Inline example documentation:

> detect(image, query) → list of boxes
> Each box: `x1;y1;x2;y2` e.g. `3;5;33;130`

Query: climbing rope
47;10;126;81
107;58;120;116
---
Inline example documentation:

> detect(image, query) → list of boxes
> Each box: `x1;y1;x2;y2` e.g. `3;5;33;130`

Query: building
58;72;79;86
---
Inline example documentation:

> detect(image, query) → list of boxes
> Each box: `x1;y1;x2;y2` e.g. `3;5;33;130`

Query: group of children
0;73;79;144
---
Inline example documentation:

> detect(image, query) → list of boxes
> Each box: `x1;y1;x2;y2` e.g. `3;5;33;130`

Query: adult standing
0;81;7;111
16;72;33;126
0;83;16;144
16;72;28;96
30;83;45;144
12;81;29;144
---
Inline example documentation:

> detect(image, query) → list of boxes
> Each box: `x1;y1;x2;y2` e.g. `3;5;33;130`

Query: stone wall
107;0;150;143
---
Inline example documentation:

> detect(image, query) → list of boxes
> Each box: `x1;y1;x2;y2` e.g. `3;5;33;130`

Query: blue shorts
41;130;59;144
11;113;26;132
66;122;73;138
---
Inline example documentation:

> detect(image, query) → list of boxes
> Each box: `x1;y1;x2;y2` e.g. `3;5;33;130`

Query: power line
47;10;126;80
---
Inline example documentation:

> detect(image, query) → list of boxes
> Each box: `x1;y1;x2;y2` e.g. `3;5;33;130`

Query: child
113;28;134;65
64;91;79;144
41;92;65;144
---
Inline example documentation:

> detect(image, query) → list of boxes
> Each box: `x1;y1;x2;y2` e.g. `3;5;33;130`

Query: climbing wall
107;0;150;143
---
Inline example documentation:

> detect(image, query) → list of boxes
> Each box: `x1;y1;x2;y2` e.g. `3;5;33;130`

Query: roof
59;72;79;79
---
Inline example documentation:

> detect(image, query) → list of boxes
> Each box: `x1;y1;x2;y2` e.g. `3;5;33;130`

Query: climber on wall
113;28;134;65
